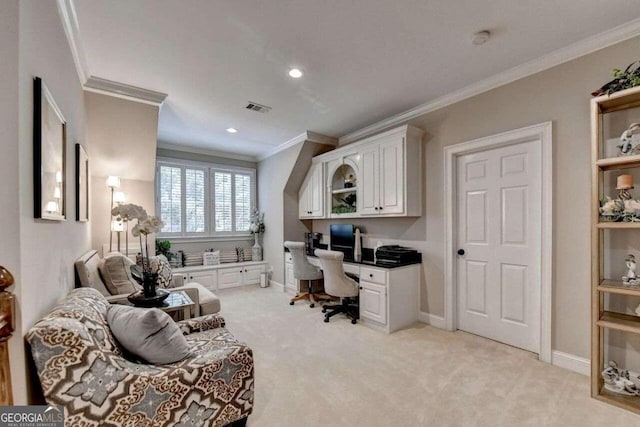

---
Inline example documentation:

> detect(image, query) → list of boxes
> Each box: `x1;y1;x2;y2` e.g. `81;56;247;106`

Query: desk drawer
360;267;386;284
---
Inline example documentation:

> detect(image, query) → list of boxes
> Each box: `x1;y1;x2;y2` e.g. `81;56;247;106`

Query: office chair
314;249;359;324
285;241;327;308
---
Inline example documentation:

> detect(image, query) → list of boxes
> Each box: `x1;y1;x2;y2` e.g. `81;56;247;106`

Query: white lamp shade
53;187;61;199
111;219;124;232
46;201;59;213
106;176;121;188
113;191;126;203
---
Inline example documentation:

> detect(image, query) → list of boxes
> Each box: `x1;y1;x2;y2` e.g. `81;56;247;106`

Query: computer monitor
330;224;354;260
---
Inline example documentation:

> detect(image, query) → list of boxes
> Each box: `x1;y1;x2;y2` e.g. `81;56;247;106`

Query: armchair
27;288;253;427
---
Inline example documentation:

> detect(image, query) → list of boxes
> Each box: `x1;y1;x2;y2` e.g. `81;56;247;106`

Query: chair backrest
284;241;323;281
75;250;110;296
314;249;359;298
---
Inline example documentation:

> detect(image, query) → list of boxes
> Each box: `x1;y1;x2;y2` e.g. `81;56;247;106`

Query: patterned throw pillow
149;255;173;288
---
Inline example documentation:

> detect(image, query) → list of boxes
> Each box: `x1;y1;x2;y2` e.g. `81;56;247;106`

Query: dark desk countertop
285;247;421;269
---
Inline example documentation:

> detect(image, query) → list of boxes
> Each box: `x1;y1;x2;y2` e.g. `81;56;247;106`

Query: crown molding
258;131;337;161
157;141;258;163
56;0;89;84
84;76;168;106
339;17;640;145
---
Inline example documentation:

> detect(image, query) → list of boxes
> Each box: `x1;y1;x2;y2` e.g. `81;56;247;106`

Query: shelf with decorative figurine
330;164;358;216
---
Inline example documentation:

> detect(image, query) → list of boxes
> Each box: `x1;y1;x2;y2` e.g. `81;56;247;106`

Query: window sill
160;235;254;244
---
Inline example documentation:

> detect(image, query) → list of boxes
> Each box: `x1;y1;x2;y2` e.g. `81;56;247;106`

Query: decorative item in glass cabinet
599;174;640;222
602;361;640;396
622;254;639;286
617;123;640;156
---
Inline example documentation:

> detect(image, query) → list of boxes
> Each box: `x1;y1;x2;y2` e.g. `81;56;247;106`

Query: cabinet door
218;266;244;289
189;271;218;291
359;280;387;324
359;146;379;215
298;171;312;218
285;262;296;291
378;136;404;214
244;264;264;286
309;163;324;218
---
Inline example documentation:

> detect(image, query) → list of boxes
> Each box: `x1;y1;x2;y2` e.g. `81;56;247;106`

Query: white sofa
74;250;220;317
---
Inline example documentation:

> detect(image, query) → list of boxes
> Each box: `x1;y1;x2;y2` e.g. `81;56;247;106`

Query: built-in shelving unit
591;85;640;414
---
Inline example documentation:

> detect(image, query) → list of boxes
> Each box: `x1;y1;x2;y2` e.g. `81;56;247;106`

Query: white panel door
359;280;387;324
244;264;264;286
379;136;404;214
456;140;541;353
218;266;244;289
189;271;218;291
359;146;380;215
309;163;324;217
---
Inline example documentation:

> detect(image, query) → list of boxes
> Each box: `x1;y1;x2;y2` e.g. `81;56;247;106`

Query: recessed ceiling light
472;30;491;45
226;127;237;134
288;68;303;78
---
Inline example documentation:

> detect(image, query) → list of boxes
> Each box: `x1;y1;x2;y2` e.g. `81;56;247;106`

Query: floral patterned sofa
27;288;253;427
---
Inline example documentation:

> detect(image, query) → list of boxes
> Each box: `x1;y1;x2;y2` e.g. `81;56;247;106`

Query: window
156;159;256;237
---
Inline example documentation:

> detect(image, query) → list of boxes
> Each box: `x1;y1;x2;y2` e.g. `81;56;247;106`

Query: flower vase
142;272;159;297
252;233;262;261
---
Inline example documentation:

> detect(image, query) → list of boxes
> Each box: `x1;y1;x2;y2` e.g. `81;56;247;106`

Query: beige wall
86;93;159;255
85;92;158;181
91;176;156;255
258;144;304;284
1;0;24;406
157;147;257;170
15;0;91;403
315;36;640;360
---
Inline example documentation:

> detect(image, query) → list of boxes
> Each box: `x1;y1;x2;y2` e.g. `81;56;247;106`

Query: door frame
443;121;553;363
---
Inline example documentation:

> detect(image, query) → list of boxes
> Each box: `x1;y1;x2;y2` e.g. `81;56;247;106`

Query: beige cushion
98;255;139;295
107;305;191;364
75;250;111;296
181;282;221;315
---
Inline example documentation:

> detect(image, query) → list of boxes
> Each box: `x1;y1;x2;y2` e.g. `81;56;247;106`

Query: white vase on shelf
252;233;262;261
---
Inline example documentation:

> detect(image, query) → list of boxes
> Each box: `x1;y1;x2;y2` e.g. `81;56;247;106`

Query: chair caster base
321;307;327;313
324;317;329;323
289;301;294;305
310;303;315;308
351;319;357;324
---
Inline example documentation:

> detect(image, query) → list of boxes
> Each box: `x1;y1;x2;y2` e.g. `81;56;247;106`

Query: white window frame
156;157;256;240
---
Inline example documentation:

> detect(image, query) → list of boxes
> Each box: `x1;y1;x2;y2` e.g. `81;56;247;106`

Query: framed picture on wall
33;77;66;221
75;143;89;222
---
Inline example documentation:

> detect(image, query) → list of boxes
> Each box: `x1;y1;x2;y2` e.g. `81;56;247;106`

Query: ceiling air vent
245;102;272;113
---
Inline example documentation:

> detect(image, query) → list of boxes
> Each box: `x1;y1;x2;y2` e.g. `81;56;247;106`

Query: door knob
457;249;465;256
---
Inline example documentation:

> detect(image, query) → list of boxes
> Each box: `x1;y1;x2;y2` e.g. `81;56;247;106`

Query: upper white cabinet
299;125;423;219
298;162;324;219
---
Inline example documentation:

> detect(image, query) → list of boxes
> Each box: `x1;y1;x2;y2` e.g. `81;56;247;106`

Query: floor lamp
106;176;121;252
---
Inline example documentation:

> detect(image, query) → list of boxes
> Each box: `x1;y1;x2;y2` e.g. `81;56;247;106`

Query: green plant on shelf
332;205;357;214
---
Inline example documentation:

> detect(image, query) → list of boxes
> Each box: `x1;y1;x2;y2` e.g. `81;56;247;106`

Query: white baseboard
551;350;590;376
269;280;284;291
418;311;446;330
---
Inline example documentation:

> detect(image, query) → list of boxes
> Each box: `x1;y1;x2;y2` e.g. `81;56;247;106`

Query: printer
375;245;421;266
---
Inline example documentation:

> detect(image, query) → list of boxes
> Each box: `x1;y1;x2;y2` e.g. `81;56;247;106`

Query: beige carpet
217;286;640;427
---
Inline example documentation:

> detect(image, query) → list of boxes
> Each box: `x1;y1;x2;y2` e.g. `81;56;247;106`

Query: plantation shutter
159;165;182;233
235;173;251;232
214;171;233;232
185;168;206;233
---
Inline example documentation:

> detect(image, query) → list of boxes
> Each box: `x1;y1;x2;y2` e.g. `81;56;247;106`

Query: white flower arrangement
249;208;265;234
112;203;164;272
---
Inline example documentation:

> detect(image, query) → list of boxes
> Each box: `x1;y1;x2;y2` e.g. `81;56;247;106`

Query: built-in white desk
285;252;420;333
